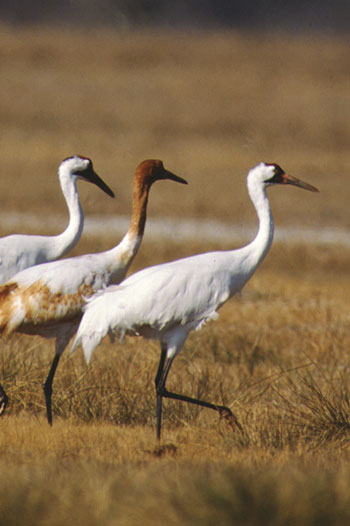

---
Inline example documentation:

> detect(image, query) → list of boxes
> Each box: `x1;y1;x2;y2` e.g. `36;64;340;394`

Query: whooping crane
0;155;114;414
0;160;187;422
72;162;319;439
0;155;115;284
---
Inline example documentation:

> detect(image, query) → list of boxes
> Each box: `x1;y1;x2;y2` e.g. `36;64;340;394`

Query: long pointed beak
84;169;115;198
163;169;188;185
281;173;319;192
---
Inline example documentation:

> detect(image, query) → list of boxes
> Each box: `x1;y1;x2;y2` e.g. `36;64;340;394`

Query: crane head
250;162;319;192
135;159;188;187
60;155;115;198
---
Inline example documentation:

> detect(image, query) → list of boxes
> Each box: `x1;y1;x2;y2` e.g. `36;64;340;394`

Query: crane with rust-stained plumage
72;162;319;439
0;160;187;422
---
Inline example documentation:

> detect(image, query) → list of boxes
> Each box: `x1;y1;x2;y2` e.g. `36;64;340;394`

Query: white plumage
72;162;319;439
0;155;114;284
0;159;187;422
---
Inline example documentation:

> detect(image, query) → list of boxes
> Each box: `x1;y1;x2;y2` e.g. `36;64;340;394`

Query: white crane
0;155;114;413
0;155;115;283
0;160;187;422
72;162;319;439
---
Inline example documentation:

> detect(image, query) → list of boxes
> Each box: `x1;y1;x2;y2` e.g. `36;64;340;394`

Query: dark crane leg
155;345;242;440
43;353;61;426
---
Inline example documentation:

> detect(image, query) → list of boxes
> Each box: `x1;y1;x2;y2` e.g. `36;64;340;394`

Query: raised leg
0;383;8;416
154;346;242;439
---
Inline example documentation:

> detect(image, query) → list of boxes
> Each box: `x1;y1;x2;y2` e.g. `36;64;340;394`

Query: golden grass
2;243;350;523
1;423;350;526
0;25;350;524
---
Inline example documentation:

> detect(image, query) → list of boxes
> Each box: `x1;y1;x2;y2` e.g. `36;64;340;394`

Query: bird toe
219;406;243;432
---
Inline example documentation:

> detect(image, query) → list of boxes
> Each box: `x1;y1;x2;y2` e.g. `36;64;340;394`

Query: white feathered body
73;164;283;363
73;245;259;363
0;233;76;284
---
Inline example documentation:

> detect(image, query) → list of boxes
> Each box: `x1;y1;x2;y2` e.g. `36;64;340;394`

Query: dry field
0;25;350;525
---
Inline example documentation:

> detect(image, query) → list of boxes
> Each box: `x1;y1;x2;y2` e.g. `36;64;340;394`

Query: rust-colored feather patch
21;281;95;324
0;282;18;302
0;279;96;336
0;282;20;334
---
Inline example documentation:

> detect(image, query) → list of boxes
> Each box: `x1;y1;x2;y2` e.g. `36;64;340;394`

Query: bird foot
218;406;243;433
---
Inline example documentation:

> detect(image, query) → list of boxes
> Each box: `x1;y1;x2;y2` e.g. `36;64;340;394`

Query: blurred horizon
0;0;349;34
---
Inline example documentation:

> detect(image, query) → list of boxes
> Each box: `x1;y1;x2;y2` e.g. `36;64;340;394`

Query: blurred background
0;0;349;251
1;0;349;32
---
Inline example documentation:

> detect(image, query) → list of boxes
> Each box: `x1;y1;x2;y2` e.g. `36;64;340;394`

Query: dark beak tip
102;186;115;198
286;174;319;193
91;170;115;198
303;183;319;193
166;171;188;185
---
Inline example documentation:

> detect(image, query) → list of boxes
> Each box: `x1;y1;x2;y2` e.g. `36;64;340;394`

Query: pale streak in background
0;212;347;246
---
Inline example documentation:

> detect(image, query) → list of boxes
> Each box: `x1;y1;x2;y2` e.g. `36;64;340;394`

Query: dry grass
2;244;350;523
0;25;350;524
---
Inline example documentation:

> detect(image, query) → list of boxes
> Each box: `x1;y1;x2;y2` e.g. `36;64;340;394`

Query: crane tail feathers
71;329;104;364
71;293;113;363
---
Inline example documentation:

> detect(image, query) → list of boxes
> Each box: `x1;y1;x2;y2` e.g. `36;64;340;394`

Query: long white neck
241;178;274;274
49;171;84;260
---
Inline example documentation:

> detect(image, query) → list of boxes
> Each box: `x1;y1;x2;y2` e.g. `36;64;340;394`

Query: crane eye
263;163;285;184
273;164;284;178
75;161;92;176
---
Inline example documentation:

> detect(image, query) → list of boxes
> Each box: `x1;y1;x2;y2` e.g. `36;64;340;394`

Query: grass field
0;25;350;524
